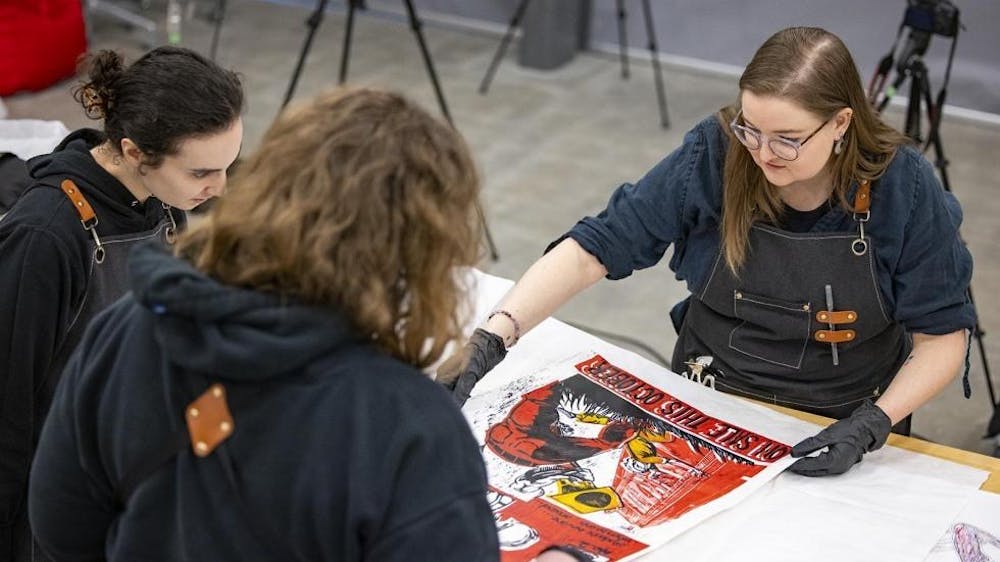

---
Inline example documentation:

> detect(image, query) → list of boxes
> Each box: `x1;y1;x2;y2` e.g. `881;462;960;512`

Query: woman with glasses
439;27;974;478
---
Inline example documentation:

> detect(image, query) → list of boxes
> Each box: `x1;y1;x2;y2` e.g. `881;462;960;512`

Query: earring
834;136;844;155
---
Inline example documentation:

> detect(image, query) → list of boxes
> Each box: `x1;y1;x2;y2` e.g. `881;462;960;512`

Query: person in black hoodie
0;47;243;561
28;87;501;561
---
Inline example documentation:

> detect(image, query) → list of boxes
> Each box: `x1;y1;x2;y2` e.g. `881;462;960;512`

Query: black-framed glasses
729;110;831;161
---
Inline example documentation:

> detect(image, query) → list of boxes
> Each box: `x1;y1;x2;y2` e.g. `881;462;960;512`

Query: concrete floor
6;0;1000;455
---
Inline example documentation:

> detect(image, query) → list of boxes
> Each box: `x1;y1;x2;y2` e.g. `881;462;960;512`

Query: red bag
0;0;87;96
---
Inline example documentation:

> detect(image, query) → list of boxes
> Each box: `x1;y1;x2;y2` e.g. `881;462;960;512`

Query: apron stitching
62;253;98;340
727;339;806;369
98;221;171;245
864;240;892;323
714;380;874;409
730;293;812;369
698;251;724;301
752;224;857;241
739;296;810;312
60;221;171;353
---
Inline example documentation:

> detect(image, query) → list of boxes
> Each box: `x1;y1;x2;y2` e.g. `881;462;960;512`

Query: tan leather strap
186;383;234;457
59;179;97;228
815;310;858;324
853;180;871;214
814;329;856;344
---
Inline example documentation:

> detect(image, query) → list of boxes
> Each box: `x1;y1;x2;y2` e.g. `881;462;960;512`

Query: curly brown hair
176;87;482;368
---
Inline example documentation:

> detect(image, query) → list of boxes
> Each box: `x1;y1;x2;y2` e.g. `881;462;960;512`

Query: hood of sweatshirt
27;129;166;230
129;242;362;380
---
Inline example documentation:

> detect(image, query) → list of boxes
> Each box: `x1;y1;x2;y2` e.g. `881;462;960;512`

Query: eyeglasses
729;110;831;162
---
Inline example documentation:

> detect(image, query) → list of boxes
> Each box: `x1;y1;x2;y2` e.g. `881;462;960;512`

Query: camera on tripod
903;0;960;38
871;2;1000;453
895;0;960;72
869;0;962;116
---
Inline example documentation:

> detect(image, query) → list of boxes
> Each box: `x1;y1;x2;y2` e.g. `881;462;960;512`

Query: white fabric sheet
0;119;70;159
464;269;989;561
923;490;1000;561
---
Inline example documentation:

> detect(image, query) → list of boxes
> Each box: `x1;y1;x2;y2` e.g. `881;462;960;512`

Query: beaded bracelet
487;309;521;347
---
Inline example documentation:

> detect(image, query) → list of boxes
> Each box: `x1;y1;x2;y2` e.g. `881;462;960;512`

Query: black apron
672;183;911;421
44;185;179;407
8;181;178;562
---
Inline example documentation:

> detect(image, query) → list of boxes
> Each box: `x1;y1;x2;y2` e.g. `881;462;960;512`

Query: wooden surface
758;402;1000;493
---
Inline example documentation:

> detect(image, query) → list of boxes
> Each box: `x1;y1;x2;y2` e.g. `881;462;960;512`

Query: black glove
789;400;892;477
437;328;507;407
538;545;593;562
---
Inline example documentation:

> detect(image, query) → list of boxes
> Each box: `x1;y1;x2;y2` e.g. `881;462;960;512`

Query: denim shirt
562;116;975;336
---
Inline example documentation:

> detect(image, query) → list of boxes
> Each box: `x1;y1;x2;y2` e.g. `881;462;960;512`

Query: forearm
875;330;967;425
485;238;607;346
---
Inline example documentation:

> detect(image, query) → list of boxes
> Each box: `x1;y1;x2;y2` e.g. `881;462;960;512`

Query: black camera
895;0;961;72
903;0;960;38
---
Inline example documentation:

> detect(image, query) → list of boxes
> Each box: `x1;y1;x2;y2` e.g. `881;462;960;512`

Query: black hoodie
28;243;500;561
0;130;184;557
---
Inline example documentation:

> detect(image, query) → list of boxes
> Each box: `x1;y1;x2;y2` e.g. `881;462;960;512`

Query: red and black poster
464;354;793;561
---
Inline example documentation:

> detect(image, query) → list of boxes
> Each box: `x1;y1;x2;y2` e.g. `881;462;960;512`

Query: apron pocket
728;290;812;370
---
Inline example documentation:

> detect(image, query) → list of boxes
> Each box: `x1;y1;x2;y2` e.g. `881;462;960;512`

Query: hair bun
75;50;125;120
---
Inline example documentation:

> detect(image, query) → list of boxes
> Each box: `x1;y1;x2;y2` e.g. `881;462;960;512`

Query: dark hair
74;46;244;168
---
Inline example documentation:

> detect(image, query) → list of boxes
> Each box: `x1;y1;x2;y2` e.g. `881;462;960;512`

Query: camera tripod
872;25;1000;451
281;0;499;261
478;0;670;129
282;0;448;119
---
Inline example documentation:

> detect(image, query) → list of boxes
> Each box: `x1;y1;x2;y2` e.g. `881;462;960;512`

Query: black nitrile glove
789;400;892;477
539;545;592;562
437;328;507;407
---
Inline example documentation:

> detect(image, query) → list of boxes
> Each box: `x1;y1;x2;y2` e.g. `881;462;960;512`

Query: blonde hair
718;27;910;272
176;87;482;368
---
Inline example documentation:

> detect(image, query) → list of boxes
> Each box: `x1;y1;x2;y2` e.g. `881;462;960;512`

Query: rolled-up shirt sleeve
891;152;976;334
551;118;721;280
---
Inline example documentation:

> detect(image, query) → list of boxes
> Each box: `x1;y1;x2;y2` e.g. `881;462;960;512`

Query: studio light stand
282;0;448;121
281;0;499;261
208;0;228;61
869;0;999;454
478;0;670;129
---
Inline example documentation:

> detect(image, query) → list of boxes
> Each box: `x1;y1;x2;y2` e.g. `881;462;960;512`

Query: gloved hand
536;545;592;562
789;400;892;477
436;328;507;407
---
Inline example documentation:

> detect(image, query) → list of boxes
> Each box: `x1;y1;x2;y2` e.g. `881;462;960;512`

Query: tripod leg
283;0;330;108
404;0;500;260
616;0;629;79
401;0;453;126
921;70;945;157
968;289;999;408
905;61;927;142
209;0;228;62
338;0;358;84
640;0;669;128
923;73;997;413
911;64;999;440
393;2;500;260
478;0;532;95
477;201;500;261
